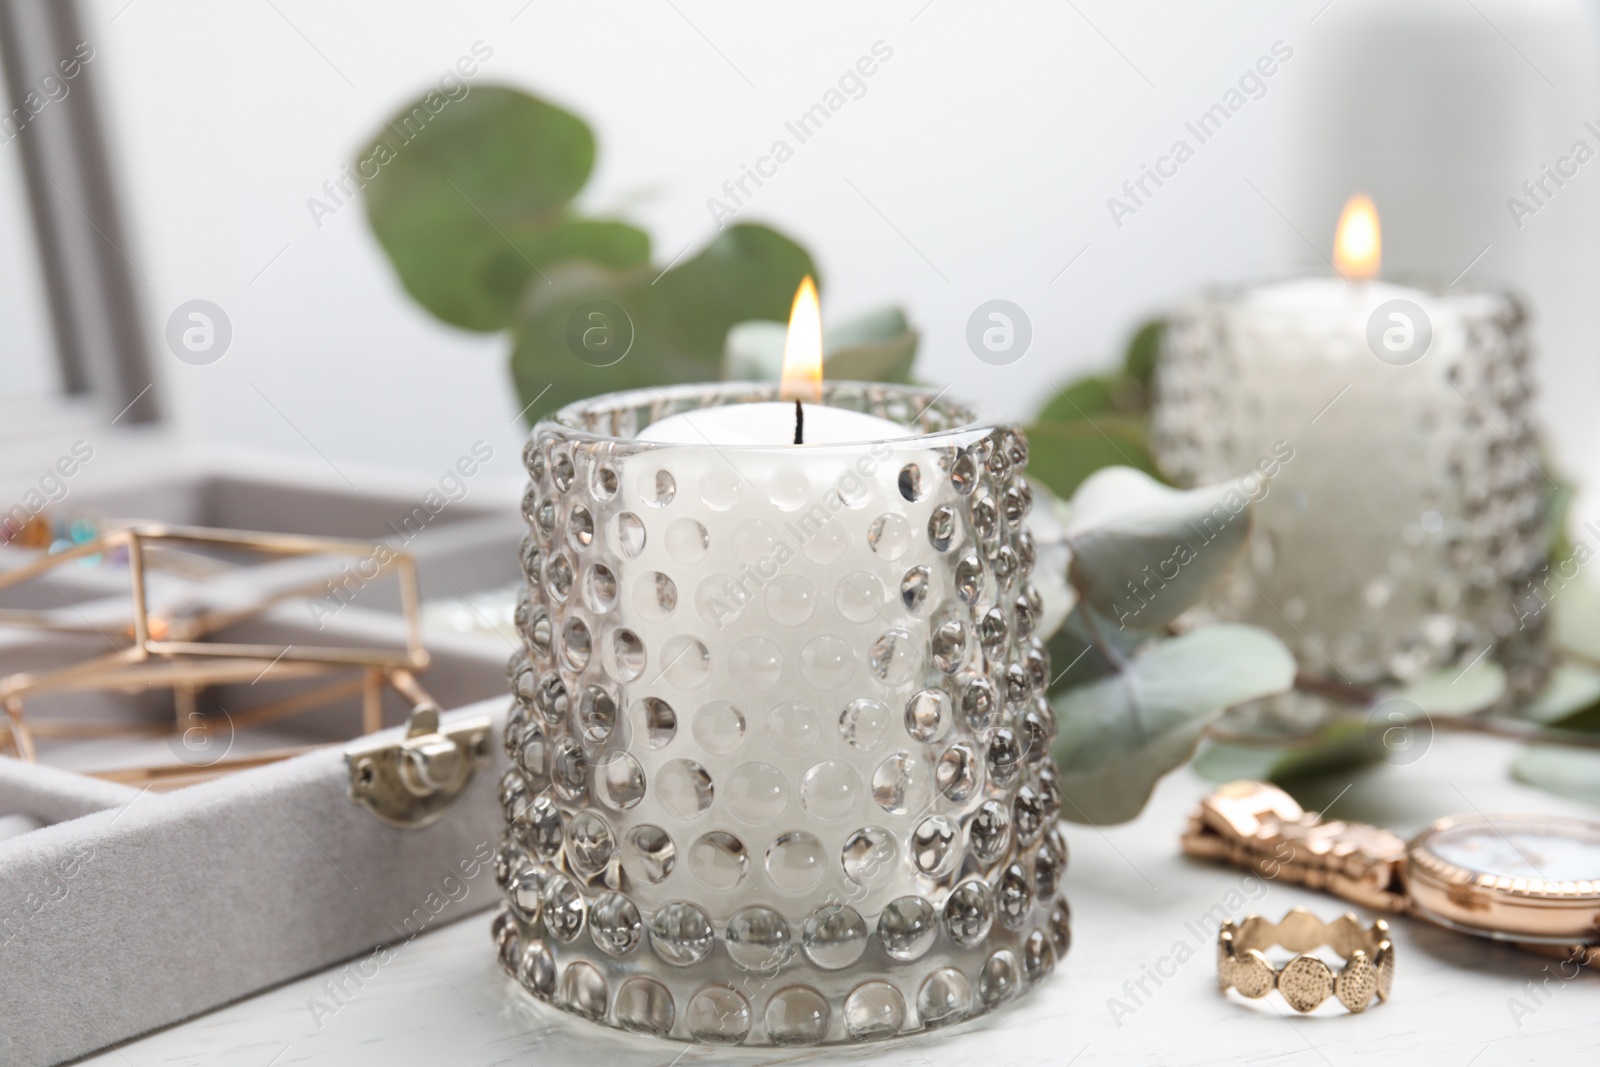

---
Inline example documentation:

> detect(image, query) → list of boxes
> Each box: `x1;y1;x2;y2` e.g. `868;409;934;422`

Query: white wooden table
85;734;1600;1066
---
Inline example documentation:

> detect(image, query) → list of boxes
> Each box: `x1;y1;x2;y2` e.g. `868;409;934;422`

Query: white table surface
83;733;1600;1066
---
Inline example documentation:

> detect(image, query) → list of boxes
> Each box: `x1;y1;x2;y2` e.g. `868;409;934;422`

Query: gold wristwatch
1183;780;1600;964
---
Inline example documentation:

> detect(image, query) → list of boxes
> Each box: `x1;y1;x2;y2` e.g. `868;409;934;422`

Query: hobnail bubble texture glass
494;382;1069;1046
1151;285;1549;726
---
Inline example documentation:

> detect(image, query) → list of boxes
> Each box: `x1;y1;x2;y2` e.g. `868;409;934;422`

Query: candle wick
793;399;804;445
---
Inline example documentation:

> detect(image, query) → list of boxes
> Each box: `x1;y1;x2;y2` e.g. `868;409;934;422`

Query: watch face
1424;817;1600;884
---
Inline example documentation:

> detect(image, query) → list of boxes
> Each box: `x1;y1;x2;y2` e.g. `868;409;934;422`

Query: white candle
635;401;914;446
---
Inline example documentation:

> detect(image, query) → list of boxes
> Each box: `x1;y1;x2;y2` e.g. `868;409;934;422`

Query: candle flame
780;275;823;404
1333;194;1381;281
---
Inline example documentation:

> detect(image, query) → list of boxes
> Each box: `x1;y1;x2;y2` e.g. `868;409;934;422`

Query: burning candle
636;277;913;447
1153;196;1550;707
498;280;1071;1045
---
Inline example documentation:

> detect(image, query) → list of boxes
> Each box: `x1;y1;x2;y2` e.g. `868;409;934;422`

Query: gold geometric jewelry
0;523;435;786
1218;908;1394;1013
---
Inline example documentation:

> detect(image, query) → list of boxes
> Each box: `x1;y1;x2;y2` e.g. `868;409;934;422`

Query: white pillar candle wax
635;401;914;447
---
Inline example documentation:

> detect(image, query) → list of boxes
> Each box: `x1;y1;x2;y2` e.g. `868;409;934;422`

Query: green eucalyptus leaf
1511;744;1600;807
1025;485;1074;644
507;218;651;273
1389;659;1505;717
1194;655;1518;787
1035;373;1151;425
1033;319;1162;424
1064;466;1254;632
653;224;815;357
1022;419;1159;501
722;320;786;380
823;331;918;384
1065;464;1170;521
508;224;816;421
1045;605;1150;696
1553;577;1600;665
1194;720;1375;785
825;306;909;349
363;86;623;331
1190;739;1287;784
1044;624;1108;696
1036;376;1119;424
1544;478;1574;557
722;306;917;384
477;217;649;321
1521;662;1600;725
1123;318;1165;385
1051;624;1297;824
508;261;662;422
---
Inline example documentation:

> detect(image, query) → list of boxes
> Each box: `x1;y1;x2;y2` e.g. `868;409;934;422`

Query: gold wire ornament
0;523;435;787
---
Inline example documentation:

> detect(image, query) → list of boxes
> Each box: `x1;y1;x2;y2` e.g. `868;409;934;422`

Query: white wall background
69;0;1308;475
20;0;1595;487
0;114;60;402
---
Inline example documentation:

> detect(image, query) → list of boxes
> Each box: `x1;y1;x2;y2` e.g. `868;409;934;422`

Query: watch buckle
1184;779;1307;857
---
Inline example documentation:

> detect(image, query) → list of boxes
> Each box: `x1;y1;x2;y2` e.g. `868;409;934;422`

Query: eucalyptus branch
1292;671;1376;707
1427;714;1600;751
1204;714;1600;752
1201;725;1339;747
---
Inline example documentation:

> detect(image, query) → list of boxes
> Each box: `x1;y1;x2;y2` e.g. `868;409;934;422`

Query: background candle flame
1333;194;1381;281
780;275;824;404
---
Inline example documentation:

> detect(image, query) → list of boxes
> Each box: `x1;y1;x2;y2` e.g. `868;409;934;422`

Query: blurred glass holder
496;382;1069;1046
1151;280;1551;729
0;523;436;786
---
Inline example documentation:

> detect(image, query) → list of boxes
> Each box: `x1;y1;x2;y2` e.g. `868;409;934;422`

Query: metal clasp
345;705;491;828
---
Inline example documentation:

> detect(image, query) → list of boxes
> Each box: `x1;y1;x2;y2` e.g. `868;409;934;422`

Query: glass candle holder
1151;280;1550;723
494;382;1068;1046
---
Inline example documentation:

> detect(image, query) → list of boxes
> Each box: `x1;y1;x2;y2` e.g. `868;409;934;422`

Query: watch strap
1182;780;1409;913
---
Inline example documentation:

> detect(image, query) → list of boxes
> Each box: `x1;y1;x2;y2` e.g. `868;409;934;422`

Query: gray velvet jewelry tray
0;467;522;1066
0;693;511;1067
